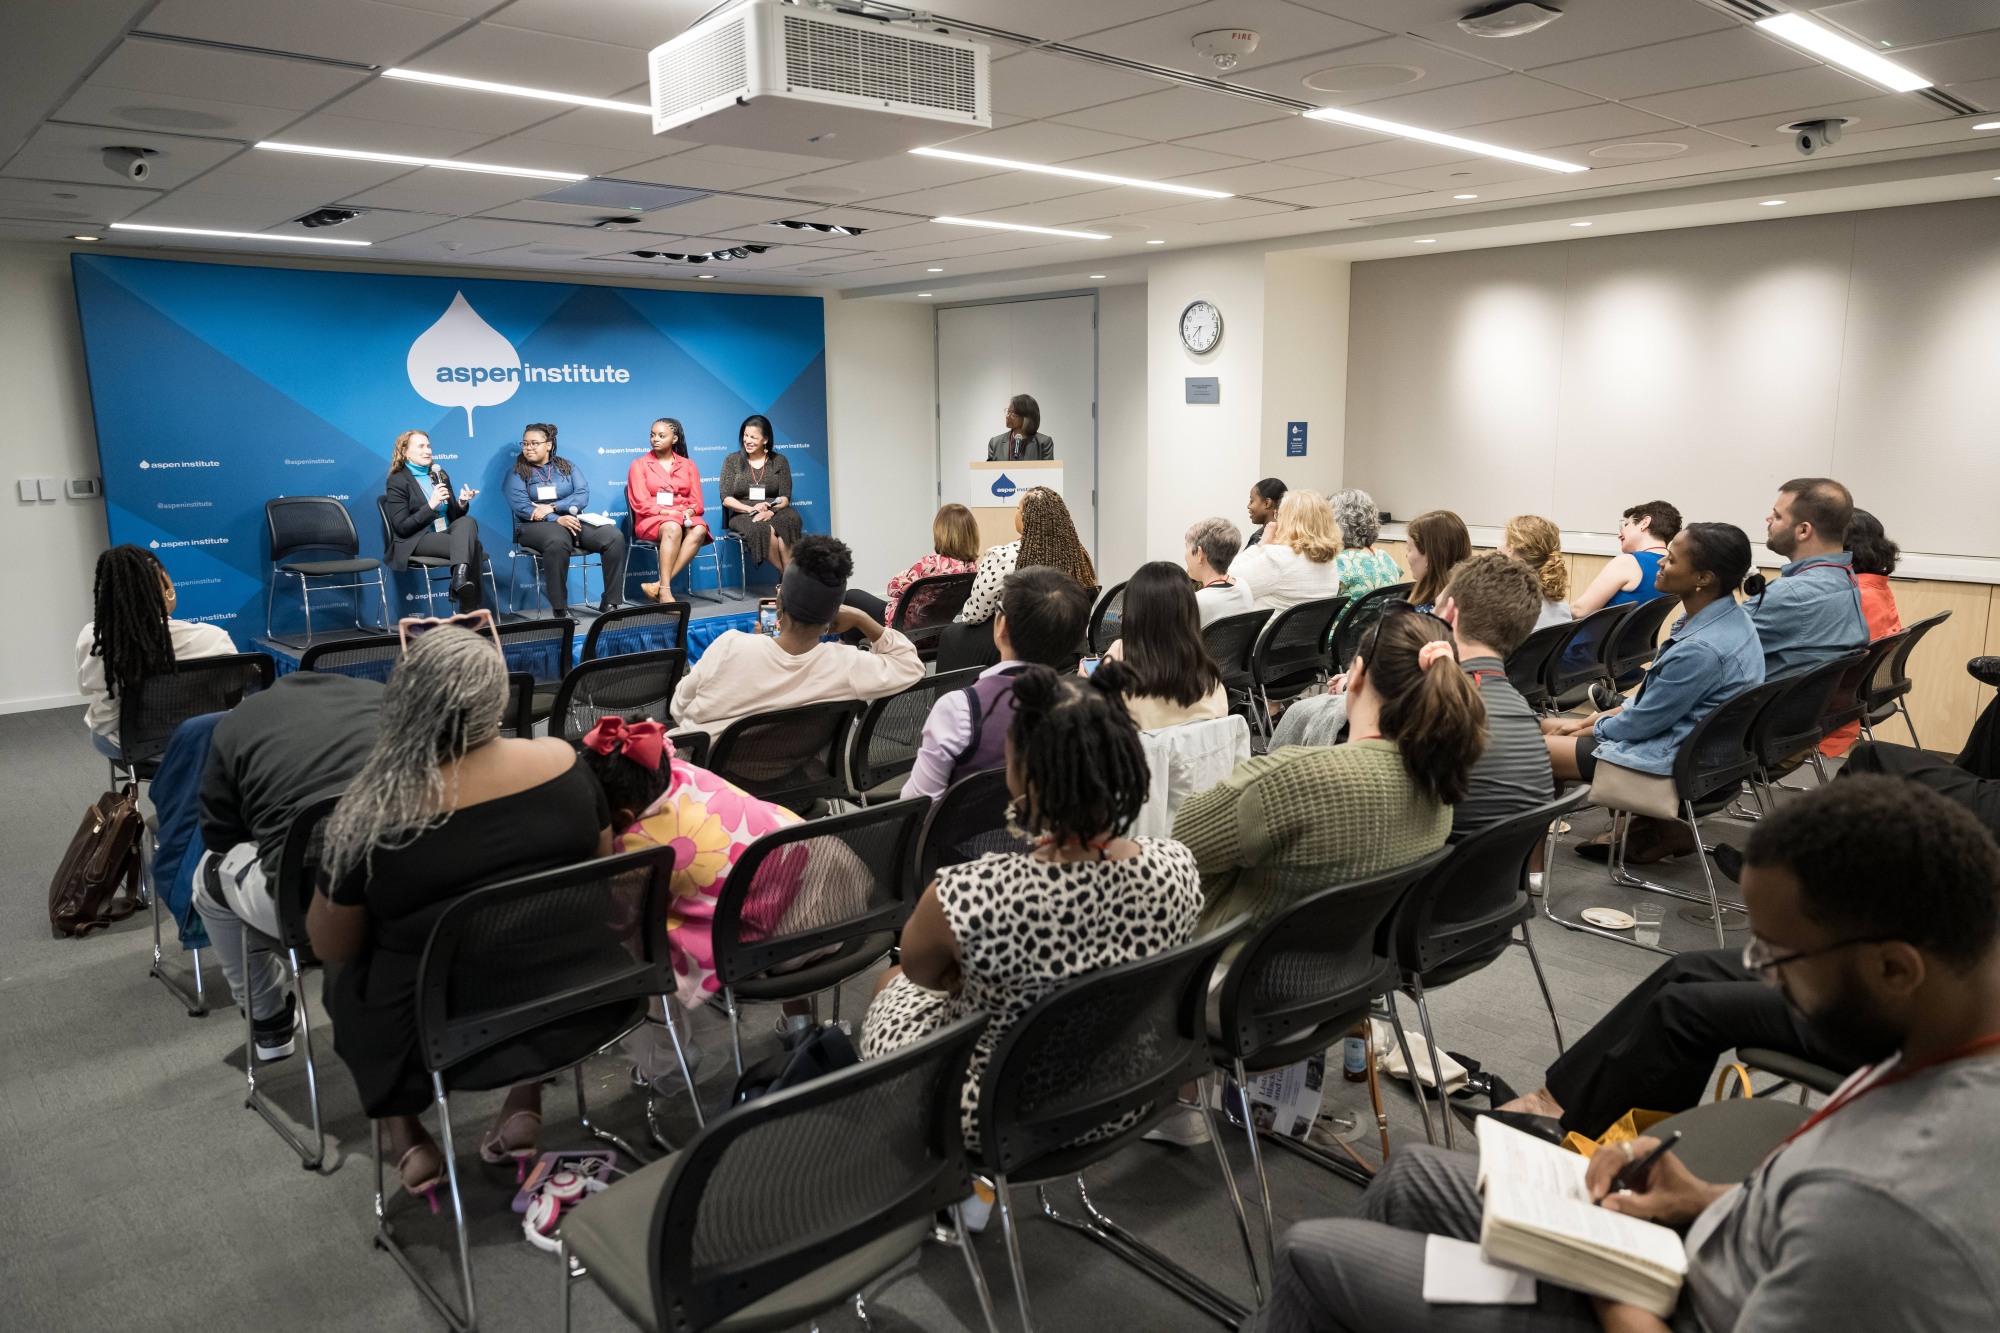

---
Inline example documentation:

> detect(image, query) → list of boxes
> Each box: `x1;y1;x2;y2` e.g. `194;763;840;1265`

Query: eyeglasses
1356;599;1449;661
1742;934;1893;979
398;608;503;657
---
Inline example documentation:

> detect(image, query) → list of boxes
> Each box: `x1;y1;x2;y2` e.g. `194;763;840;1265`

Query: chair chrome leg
1034;1174;1252;1326
725;989;745;1078
1807;750;1830;786
1518;923;1565;1055
372;1102;475;1333
1604;807;1745;915
994;1174;1036;1333
149;879;209;1016
951;1203;1003;1333
1407;977;1454;1150
1200;1085;1266;1304
1232;1058;1279;1278
1900;700;1921;750
242;938;326;1169
433;1079;479;1331
1382;995;1435;1146
573;1066;649;1163
558;1237;574;1333
1689;799;1728;949
658;994;706;1135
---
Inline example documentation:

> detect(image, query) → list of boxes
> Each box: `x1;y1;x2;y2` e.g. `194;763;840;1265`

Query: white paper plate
1581;907;1637;930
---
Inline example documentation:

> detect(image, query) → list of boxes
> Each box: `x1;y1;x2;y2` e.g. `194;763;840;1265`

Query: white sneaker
1142;1104;1212;1147
958;1179;996;1233
1528;871;1545;897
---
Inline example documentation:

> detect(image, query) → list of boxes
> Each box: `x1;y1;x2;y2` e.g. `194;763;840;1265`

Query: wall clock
1179;299;1222;354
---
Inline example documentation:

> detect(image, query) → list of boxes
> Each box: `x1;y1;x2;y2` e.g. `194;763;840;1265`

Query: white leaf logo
406;292;520;435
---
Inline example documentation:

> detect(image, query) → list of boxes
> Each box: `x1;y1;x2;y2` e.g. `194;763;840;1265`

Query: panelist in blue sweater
502;422;626;616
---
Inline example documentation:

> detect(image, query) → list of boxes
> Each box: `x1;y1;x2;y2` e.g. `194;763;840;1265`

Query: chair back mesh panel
414;846;674;1076
501;672;534;738
1202;609;1273;695
1603;595;1682;687
120;653;276;773
915;768;1029;886
495;616;576;685
1673;678;1789;800
1504;622;1570;712
1253;595;1349;694
1391;795;1584;976
297;633;404;682
652;1013;984;1330
889;572;978;651
1844;632;1902;727
711;798;928;984
849;667;982;794
272;792;342;951
1088;581;1128;656
670;729;710;768
549;649;686;743
581;601;691;662
1871;611;1950;716
1329;582;1413;671
974;926;1242;1176
1213;850;1447;1065
268;496;360;564
1548;603;1635;699
1751;654;1863;769
709;700;862;813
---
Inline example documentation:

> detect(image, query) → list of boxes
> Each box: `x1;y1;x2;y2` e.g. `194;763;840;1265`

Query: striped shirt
1452;656;1554;840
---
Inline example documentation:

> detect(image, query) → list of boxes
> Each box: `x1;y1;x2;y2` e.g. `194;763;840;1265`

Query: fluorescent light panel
382;67;650;114
110;222;370;246
1755;14;1931;92
911;146;1232;198
254;141;586;182
934;216;1111;240
1978;121;2000;130
1304;106;1587;173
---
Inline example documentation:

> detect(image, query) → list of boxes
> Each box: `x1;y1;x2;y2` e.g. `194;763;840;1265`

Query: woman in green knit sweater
1173;607;1488;929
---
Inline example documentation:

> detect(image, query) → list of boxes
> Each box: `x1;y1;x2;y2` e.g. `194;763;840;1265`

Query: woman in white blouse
1230;489;1345;611
76;545;236;756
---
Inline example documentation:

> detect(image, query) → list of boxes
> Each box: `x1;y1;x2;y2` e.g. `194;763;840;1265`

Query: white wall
823;296;935;596
1260;254;1349;497
1096;283;1149;584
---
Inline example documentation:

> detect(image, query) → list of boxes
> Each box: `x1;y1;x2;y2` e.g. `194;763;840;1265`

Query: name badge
535;484;558;502
655;490;670;508
748;485;767;502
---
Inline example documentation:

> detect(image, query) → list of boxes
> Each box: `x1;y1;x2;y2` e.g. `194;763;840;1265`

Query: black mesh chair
1386;794;1588;1148
1087;581;1128;656
1744;653;1865;805
265;496;389;645
1640;1099;1811;1185
580;600;691;662
505;528;606;615
297;632;403;683
670;728;710;768
1328;582;1412;672
558;1013;993;1333
1504;622;1571;714
1249;595;1349;728
1602;595;1682;689
1545;603;1636;710
1735;1046;1845;1102
495;615;575;729
375;495;500;616
502;672;535;739
707;699;863;815
708;798;931;1079
971;925;1254;1331
914;768;1028;888
1208;851;1449;1271
890;571;978;661
547;649;686;743
1202;609;1272;716
239;792;340;1169
1861;610;1950;748
378;844;678;1331
846;667;982;801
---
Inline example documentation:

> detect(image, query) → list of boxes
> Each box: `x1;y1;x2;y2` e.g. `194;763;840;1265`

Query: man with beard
1248;775;2000;1333
1745;478;1868;678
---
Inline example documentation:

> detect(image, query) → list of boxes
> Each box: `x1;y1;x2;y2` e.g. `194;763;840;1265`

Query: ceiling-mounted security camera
296;207;361;228
1783;118;1847;156
1458;3;1564;38
102;146;159;181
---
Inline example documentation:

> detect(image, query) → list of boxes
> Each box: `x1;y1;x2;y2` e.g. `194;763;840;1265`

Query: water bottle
1342;1035;1367;1083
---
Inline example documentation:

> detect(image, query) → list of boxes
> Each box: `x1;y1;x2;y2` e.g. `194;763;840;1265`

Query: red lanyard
1771;1031;2000;1156
1469;669;1505;686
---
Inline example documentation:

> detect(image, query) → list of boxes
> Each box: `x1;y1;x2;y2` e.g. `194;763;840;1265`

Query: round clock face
1180;300;1222;353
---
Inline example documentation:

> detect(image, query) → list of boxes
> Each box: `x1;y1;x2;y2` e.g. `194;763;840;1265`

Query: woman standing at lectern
719;413;802;578
985;394;1054;461
626;417;709;603
382;430;485;612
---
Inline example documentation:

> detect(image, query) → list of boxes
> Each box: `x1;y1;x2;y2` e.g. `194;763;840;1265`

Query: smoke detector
1191;29;1260;71
1457;3;1564;38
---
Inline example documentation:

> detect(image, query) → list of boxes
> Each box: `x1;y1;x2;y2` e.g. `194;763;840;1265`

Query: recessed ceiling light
1755;14;1931;92
1453;193;1478;200
380;68;650;114
927;267;943;272
1089;274;1106;279
1146;238;1165;245
918;292;933;297
697;274;714;279
1304;106;1586;173
255;141;586;182
1760;199;1786;206
109;222;370;246
1977;121;2000;131
1570;221;1592;227
71;234;100;242
933;216;1111;240
910;146;1232;199
1415;238;1437;244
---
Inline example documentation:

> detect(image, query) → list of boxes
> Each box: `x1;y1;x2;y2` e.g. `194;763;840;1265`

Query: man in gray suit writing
986;393;1054;461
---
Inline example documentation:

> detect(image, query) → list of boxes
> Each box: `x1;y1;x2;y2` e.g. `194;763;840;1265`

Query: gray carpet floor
1;704;1777;1333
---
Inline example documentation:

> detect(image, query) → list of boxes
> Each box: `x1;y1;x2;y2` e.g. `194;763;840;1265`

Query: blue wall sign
1286;421;1308;457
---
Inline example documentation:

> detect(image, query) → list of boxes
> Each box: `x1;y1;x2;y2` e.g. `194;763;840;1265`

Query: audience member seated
861;665;1202;1150
308;623;613;1205
1250;775;2000;1333
1175;608;1486;930
1548;524;1763;865
1403;509;1472;614
1184;516;1255;626
193;670;384;1061
76;544;236;759
719;413;801;578
1329;488;1405;597
626;417;709;602
1245;476;1286;547
1500;514;1574;631
842;502;980;627
1093;560;1228;730
1843;657;2000;837
1571;500;1680;617
902;567;1092;802
503;422;626;616
671;534;921;738
1230;489;1345;612
381;429;484;612
1819;507;1903;758
942;486;1095;671
1749;476;1869;678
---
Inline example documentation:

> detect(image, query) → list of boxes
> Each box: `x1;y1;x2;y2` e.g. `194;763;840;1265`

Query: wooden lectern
967;459;1065;550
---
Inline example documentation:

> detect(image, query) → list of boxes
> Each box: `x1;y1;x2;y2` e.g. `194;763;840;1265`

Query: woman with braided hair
76;544;235;755
1499;514;1575;632
860;662;1201;1150
307;621;615;1208
940;485;1097;670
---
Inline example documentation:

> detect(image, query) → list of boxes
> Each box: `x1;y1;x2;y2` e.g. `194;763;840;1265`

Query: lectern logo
408;292;520;435
990;473;1017;500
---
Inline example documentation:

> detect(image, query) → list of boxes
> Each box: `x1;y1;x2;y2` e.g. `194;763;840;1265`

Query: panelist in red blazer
626;417;710;603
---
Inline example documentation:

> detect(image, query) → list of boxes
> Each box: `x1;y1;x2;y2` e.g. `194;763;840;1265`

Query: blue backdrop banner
71;254;828;641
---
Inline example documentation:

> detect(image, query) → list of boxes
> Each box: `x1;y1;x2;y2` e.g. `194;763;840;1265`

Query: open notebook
1476;1117;1689;1317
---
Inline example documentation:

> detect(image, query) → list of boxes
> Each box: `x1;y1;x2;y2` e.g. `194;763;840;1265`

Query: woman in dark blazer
382;429;485;612
985;393;1054;461
718;413;802;576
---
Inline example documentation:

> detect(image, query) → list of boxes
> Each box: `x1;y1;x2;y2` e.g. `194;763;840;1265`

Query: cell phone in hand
1080;655;1102;676
757;598;778;636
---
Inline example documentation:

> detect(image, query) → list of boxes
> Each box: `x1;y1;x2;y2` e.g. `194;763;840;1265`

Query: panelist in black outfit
984;393;1054;461
381;429;485;612
501;422;625;616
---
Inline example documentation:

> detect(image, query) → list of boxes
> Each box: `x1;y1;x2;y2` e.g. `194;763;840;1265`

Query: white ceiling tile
1252;176;1426;208
88;37;369;112
677;142;849;173
615;154;798;191
987;49;1168;120
964;190;1137;226
1532;27;1814;102
0;178;158;226
272;112;494;159
930;0;1202;45
1355;73;1600;130
1052;88;1290;141
776;204;926;231
1553;126;1751;161
1178;113;1377;160
1112;195;1299;225
1945;75;2000;104
1;123;242;191
1281;136;1469;176
316;207;460;239
481;0;716;50
1079;0;1382;79
935;120;1152;162
54;86;301;142
1892;30;2000;86
1397;0;1737;69
459;132;654;177
1367;158;1548;191
1061;142;1256;180
141;0;470;68
1227;34;1513;107
1479;103;1690;152
1697;96;1953;148
313;78;562;138
1168;160;1336;194
337;168;555;212
180;150;413;200
763;155;995;197
1630;65;1887;125
863;174;1106;217
509;106;692;159
408;21;650;97
122;189;324;229
621;193;801;232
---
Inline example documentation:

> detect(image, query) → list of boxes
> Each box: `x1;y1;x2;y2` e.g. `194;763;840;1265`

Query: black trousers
1543;948;1858;1138
516;520;627;612
935;619;999;672
410;518;484;610
1842;739;2000;835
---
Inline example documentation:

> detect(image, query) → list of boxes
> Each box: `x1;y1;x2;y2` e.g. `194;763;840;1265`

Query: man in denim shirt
1749;478;1869;678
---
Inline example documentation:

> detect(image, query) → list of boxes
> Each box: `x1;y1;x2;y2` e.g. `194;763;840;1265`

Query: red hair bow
580;716;668;771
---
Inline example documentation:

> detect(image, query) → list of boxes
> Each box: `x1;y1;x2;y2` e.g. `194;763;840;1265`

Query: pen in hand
1604;1130;1682;1199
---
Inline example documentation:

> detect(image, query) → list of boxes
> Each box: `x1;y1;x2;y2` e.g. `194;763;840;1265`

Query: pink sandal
480;1110;542;1182
396;1142;446;1215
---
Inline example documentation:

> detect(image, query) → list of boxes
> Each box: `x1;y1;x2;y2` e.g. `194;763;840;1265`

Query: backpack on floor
730;1022;859;1105
49;785;146;938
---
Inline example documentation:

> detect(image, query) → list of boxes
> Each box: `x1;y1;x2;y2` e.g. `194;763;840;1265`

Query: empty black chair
669;728;710;767
547;648;686;743
889;570;978;661
1601;594;1682;688
1745;653;1865;800
118;652;276;783
265;496;389;645
558;1013;992;1333
495;615;575;728
1545;602;1636;709
1328;582;1412;672
708;699;863;814
580;600;691;662
1862;610;1950;748
1087;580;1128;656
914;767;1027;888
378;845;678;1331
1504;621;1571;714
1202;608;1272;711
375;495;499;615
847;667;983;801
297;632;403;682
1249;595;1348;725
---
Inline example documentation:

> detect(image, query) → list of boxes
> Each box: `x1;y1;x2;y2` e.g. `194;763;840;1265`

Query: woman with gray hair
308;620;614;1208
1184;516;1255;626
1330;488;1405;597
